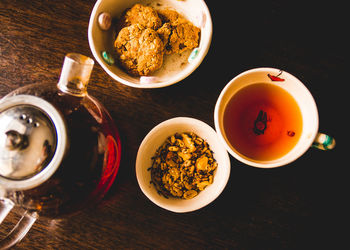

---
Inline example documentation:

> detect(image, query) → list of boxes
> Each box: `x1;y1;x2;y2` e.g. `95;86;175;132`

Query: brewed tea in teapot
0;53;121;248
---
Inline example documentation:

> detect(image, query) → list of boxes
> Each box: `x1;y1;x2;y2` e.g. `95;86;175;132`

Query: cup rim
214;67;319;168
88;0;213;89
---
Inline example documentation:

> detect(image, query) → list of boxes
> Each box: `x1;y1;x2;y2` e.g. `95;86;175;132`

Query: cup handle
312;132;336;150
0;198;38;249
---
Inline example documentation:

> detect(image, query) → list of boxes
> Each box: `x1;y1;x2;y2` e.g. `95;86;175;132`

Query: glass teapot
0;53;121;248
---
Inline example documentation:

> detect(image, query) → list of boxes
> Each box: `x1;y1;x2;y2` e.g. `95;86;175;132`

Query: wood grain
0;0;345;249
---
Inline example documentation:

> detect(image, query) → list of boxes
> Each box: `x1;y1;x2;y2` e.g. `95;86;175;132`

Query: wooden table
0;0;345;249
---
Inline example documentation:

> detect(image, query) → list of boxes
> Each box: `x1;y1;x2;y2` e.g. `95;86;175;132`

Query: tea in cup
214;68;335;168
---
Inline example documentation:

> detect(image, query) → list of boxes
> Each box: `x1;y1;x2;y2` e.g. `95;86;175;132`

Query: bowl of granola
136;117;230;213
88;0;212;88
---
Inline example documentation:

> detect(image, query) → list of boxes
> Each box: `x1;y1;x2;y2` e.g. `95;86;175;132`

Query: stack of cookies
114;4;201;76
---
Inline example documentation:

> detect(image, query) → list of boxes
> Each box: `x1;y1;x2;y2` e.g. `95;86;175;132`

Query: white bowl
88;0;212;88
136;117;230;213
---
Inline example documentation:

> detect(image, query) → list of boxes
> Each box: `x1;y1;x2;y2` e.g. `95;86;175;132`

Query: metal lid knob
0;95;67;190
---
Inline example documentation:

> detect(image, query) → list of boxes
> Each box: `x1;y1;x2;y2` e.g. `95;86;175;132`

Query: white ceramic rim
88;0;213;88
135;117;231;212
0;95;67;190
214;67;319;168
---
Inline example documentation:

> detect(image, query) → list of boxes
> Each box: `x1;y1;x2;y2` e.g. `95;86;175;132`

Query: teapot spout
57;53;94;96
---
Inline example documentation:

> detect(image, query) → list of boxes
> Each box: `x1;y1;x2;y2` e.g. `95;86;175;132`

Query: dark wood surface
0;0;345;249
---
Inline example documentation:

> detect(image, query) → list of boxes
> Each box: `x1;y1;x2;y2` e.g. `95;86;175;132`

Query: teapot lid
0;95;67;190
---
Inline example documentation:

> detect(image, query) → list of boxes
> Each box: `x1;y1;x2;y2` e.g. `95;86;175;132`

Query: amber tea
223;83;303;161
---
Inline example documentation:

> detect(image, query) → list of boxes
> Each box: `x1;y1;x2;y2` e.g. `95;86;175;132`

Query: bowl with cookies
88;0;212;88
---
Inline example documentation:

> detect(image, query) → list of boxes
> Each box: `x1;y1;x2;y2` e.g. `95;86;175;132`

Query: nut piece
98;12;112;30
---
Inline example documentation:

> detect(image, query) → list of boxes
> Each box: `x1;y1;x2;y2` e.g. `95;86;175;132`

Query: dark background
0;0;345;249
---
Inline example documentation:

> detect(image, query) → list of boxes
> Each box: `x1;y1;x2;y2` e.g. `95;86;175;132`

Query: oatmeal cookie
119;3;162;30
114;24;164;76
157;9;200;54
158;9;182;24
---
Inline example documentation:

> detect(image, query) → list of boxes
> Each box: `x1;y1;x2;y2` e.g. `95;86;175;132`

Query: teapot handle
0;198;38;249
0;198;14;224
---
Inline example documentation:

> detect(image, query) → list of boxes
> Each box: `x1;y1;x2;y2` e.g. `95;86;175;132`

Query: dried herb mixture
148;132;217;199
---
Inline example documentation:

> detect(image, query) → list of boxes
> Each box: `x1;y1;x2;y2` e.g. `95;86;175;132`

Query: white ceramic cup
136;117;230;212
214;68;335;168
